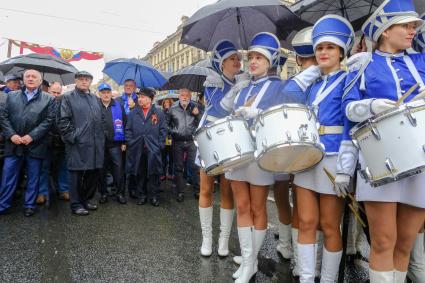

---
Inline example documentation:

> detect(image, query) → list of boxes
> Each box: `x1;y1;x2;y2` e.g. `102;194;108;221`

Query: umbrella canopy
414;0;425;14
181;0;310;51
290;0;388;31
103;58;166;89
0;53;79;85
161;59;219;92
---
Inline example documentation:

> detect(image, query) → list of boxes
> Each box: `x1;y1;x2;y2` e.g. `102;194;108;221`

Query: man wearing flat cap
58;71;105;216
125;88;166;207
0;69;55;216
98;83;127;204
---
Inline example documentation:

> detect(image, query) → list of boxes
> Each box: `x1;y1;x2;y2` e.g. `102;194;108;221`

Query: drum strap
250;80;272;109
312;72;348;108
403;56;425;90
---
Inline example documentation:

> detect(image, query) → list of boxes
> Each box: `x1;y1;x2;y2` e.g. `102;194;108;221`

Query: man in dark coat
126;88;166;207
0;69;55;216
167;88;201;202
58;71;105;216
98;83;127;204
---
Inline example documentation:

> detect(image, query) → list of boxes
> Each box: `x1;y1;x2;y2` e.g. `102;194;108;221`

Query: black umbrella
0;53;79;85
290;0;387;31
161;59;219;92
181;0;310;51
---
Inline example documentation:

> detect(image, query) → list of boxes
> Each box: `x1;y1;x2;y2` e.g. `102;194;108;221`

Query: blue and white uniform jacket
344;50;425;107
233;76;284;124
307;70;358;176
200;74;235;127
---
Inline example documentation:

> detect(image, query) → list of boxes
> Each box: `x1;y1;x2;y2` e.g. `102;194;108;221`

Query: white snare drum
253;104;325;173
351;99;425;187
194;116;255;176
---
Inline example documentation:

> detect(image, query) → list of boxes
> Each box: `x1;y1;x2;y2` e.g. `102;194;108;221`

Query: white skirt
225;161;274;186
356;154;425;209
293;155;340;196
274;173;290;182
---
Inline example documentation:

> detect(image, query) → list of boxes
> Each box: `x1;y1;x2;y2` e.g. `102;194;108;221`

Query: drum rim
350;99;425;137
204;151;255;176
255;142;325;173
194;115;248;137
253;103;315;127
364;165;425;187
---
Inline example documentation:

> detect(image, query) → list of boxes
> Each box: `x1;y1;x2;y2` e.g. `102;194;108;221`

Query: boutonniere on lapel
151;113;158;125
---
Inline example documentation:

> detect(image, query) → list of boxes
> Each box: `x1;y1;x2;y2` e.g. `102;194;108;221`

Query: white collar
375;49;405;58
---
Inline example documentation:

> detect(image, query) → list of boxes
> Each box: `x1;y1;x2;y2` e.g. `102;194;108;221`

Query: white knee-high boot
218;208;234;257
199;206;213;256
298;243;317;283
369;269;395;283
292;228;300;277
233;229;266;279
277;222;293;259
320;248;342;283
234;227;256;283
316;231;324;278
408;233;425;283
395;270;407;283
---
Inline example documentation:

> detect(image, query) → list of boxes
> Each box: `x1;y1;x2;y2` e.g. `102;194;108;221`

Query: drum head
257;144;324;173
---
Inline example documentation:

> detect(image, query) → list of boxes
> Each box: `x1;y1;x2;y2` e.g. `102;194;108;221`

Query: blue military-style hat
271;53;288;69
98;83;112;91
248;32;281;68
312;15;354;57
211;40;241;74
362;0;423;42
291;27;314;58
413;13;425;53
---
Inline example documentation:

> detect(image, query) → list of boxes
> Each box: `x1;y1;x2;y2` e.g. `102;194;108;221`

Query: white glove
293;65;321;92
334;174;350;197
235;107;260;119
371;99;396;115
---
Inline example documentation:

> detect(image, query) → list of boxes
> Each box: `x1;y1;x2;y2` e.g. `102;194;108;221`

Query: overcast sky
0;0;216;60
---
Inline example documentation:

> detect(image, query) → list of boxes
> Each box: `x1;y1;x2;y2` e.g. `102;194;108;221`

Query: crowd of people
0;0;425;282
0;70;204;216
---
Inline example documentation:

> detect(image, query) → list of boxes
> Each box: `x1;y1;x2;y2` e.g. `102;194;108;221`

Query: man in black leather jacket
167;88;201;202
0;70;55;217
58;71;105;216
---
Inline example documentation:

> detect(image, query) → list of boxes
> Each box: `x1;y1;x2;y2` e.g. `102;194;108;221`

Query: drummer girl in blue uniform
343;1;425;282
293;15;356;283
225;32;283;283
198;40;241;258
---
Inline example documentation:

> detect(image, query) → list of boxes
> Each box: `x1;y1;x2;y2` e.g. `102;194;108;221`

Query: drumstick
349;203;367;228
323;167;367;227
395;83;418;106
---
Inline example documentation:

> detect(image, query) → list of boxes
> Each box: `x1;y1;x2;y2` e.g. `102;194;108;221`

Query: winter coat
125;105;166;176
58;88;105;170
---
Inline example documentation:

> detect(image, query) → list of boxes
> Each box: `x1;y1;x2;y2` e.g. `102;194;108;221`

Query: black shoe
176;193;184;202
72;207;89;216
85;203;98;211
24;208;36;217
150;198;160;207
129;190;138;199
0;208;12;215
193;192;199;199
116;194;127;204
137;197;147;205
99;194;108;204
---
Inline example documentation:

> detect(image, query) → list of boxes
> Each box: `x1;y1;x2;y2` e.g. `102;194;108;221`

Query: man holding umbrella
115;79;138;199
58;71;105;216
0;69;55;216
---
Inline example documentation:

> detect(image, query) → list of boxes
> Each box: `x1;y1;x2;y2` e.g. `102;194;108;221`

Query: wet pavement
0;180;367;283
